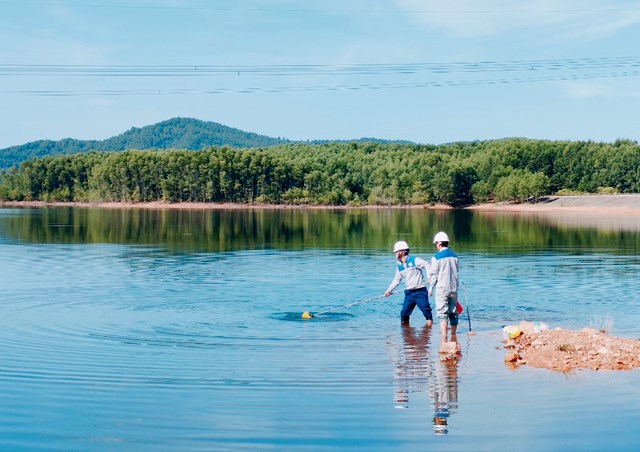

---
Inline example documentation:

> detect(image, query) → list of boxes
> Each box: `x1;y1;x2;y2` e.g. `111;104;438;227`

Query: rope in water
311;292;394;317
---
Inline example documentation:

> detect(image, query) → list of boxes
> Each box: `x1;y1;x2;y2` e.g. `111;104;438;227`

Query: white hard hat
433;231;450;243
393;240;410;253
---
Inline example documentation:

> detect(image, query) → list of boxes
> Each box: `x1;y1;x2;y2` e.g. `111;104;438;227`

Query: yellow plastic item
503;325;522;339
301;311;312;320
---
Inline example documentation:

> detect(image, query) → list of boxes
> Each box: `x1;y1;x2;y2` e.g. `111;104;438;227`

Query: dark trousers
401;287;432;323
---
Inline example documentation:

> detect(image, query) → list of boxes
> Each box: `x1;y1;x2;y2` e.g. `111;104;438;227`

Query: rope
313;292;394;317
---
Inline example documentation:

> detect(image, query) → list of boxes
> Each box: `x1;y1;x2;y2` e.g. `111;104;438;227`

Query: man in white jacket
428;232;460;342
384;240;433;325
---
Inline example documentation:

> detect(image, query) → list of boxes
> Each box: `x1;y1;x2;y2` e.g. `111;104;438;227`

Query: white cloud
559;81;612;98
393;0;640;39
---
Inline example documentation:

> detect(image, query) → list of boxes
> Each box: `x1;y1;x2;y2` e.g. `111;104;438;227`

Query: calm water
1;207;639;451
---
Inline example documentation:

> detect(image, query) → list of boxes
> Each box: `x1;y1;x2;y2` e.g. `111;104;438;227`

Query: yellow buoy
301;311;312;319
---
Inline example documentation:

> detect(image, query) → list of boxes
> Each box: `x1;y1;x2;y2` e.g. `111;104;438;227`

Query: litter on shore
502;321;640;372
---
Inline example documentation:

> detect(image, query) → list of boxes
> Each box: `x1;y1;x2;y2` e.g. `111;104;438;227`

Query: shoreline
2;194;640;214
0;200;451;211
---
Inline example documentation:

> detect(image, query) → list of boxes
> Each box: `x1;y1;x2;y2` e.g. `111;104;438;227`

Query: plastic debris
502;325;522;340
518;320;549;335
503;321;550;340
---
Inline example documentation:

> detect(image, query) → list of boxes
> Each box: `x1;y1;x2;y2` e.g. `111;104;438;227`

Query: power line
5;69;640;97
1;57;640;77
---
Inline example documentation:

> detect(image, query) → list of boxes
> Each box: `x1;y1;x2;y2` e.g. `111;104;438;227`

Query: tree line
1;138;639;205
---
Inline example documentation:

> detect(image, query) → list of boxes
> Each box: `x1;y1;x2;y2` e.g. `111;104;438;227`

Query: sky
1;0;640;149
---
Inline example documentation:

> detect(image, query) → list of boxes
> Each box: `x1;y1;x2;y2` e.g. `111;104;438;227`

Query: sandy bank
470;194;640;214
2;194;640;213
469;195;640;231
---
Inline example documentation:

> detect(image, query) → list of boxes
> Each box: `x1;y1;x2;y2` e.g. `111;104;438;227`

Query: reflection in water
388;323;461;435
476;209;640;234
431;354;460;435
0;206;639;254
388;323;433;410
1;206;640;449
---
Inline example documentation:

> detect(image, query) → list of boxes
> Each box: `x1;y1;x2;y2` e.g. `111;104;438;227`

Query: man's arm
428;256;438;296
385;270;402;296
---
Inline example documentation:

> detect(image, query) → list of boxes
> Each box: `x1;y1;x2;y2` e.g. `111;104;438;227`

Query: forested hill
0;118;416;169
0;118;292;169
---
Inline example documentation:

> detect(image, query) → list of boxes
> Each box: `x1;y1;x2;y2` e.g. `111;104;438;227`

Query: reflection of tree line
0;207;637;253
387;324;459;435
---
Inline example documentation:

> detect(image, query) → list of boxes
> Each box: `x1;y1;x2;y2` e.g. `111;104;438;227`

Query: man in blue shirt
385;240;433;325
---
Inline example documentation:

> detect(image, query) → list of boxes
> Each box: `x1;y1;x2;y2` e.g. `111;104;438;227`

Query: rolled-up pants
435;289;459;326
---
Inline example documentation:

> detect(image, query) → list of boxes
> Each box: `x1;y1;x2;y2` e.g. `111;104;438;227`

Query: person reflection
431;346;460;435
390;322;433;409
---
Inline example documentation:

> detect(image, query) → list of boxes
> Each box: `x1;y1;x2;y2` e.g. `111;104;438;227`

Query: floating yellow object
301;311;312;320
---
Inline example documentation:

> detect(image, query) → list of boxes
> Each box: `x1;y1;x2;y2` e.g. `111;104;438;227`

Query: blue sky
1;0;640;148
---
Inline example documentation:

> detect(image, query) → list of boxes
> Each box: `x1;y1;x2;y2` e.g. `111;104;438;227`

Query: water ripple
2;214;640;450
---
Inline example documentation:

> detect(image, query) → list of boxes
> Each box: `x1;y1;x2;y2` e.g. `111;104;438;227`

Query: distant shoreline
2;194;640;214
0;200;449;210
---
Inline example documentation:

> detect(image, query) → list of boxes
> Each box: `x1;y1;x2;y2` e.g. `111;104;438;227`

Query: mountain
0;118;292;169
0;117;415;169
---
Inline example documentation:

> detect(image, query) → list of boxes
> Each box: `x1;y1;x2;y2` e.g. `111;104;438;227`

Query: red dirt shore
503;328;640;372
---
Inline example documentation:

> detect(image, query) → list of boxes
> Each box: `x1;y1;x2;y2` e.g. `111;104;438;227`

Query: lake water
1;207;639;451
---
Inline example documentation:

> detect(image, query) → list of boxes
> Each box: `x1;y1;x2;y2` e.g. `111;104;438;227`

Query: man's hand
384;290;392;297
